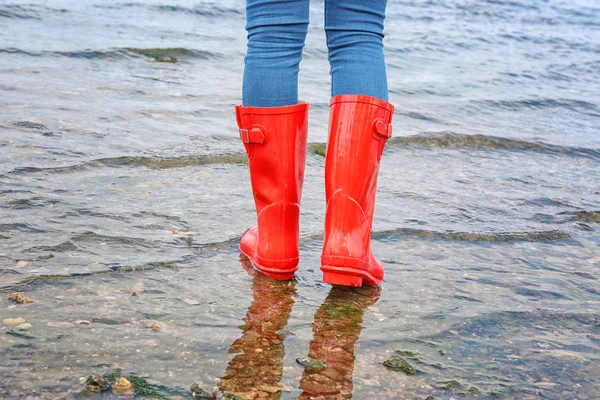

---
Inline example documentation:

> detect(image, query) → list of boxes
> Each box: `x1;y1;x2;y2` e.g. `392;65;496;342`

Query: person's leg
237;1;310;280
324;0;389;100
243;0;310;107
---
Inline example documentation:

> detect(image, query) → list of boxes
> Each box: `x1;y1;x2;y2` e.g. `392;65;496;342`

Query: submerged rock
190;383;213;399
8;292;33;304
112;376;134;394
47;321;73;328
383;356;415;375
436;380;462;390
6;330;35;339
3;317;26;326
296;357;327;372
85;374;110;393
149;321;162;331
214;391;243;400
17;323;32;330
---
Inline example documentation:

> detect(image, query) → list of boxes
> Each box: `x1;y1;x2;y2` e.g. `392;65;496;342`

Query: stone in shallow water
85;374;110;393
214;391;243;400
6;330;35;339
190;383;213;399
3;317;26;326
296;357;327;372
17;323;32;330
435;380;462;390
383;356;415;375
112;377;134;394
47;321;73;328
8;292;32;304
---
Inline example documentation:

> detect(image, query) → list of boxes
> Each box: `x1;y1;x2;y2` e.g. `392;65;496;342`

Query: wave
536;210;600;225
0;4;67;20
567;211;600;223
472;98;600;117
1;144;331;176
0;225;570;291
0;47;220;62
386;132;600;160
93;2;243;17
0;223;48;233
372;228;569;243
0;259;184;292
2;153;248;177
3;132;599;179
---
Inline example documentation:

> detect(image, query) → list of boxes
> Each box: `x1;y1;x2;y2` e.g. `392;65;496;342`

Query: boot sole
240;247;297;281
321;265;382;287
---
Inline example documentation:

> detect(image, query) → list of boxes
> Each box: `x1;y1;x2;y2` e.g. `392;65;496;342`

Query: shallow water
1;0;599;399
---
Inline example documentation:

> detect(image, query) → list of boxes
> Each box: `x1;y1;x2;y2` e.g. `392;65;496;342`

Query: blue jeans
243;0;389;107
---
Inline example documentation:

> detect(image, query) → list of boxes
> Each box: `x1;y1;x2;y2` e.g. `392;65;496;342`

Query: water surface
1;0;599;398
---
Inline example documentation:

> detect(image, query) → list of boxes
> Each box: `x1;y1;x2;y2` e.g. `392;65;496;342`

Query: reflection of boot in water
218;257;297;399
299;286;381;400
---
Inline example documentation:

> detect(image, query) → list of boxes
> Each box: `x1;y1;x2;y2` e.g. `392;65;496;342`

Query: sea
1;0;599;398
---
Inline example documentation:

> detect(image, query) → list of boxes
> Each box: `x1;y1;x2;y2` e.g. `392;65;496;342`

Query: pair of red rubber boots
236;95;394;287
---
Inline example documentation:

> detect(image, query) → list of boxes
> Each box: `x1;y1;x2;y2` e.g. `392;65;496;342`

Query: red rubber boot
321;95;395;287
236;103;309;280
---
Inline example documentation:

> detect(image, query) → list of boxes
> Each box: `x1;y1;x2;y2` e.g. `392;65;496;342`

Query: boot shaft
236;103;309;213
325;95;394;220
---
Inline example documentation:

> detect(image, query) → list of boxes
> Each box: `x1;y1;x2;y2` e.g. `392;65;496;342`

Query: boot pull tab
372;119;393;140
239;125;267;144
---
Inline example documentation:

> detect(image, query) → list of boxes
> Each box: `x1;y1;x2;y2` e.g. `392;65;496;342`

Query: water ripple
0;47;221;62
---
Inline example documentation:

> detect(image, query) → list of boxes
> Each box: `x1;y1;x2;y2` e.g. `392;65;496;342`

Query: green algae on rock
102;369;170;399
308;142;327;157
383;356;415;375
296;357;327;372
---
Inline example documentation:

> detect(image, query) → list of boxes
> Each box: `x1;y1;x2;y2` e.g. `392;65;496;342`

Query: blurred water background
1;0;599;398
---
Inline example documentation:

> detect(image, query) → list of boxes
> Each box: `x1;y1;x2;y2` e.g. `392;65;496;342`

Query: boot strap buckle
239;125;267;144
372;119;393;139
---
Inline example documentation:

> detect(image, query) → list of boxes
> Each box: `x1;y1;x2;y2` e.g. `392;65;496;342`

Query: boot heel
323;270;363;287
